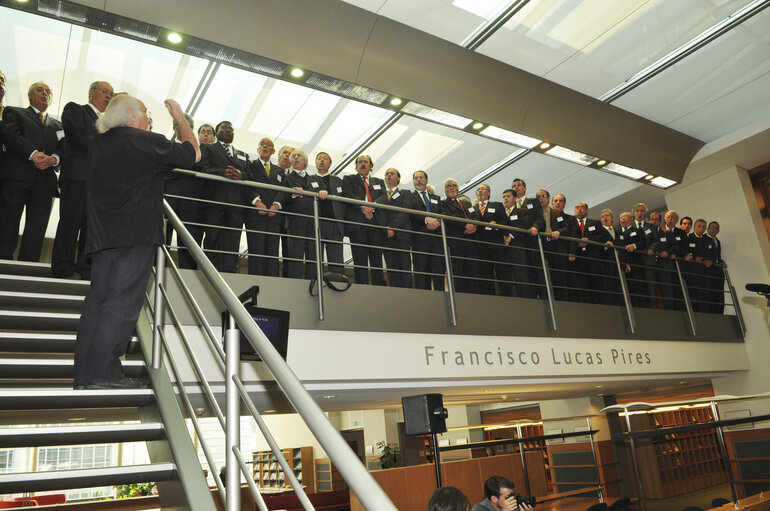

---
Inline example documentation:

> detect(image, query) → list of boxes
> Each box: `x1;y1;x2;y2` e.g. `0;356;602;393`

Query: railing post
614;249;636;334
537;236;557;330
225;313;241;511
313;199;324;321
675;259;697;336
724;268;746;337
622;407;647;511
439;220;458;327
515;425;531;497
152;246;166;370
586;417;604;503
709;401;740;508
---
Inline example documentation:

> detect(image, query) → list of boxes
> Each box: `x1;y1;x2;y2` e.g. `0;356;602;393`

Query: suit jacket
633;221;659;264
507;196;544;242
245;158;287;223
197;142;250;205
374;187;414;242
440;197;479;248
410;190;442;235
0;106;64;192
617;224;645;253
475;200;507;245
707;234;723;264
590;224;623;261
341;173;386;233
657;227;689;258
688;233;713;262
61;102;98;182
283;170;326;229
318;173;346;238
570;217;603;258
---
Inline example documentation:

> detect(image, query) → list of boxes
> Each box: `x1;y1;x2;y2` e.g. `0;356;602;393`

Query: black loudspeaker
402;394;448;436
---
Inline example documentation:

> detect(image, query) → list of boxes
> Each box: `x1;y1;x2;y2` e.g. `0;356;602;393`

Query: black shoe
73;384;86;390
85;378;148;390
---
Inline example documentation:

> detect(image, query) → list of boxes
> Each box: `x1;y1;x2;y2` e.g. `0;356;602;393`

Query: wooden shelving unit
631;406;727;499
315;457;344;492
252;446;315;493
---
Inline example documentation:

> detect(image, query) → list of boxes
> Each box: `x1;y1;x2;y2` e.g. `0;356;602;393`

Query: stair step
0;356;144;379
0;259;55;278
0;290;85;312
0;388;154;410
0;462;176;494
0;274;89;295
0;422;165;448
0;331;77;352
0;310;81;331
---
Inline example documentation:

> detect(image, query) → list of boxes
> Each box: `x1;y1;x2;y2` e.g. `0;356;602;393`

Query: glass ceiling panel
611;7;770;142
354;116;513;188
477;0;755;98
341;0;511;45
313;100;393;166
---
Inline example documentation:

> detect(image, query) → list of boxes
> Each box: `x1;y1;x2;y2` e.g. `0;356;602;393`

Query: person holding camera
472;476;534;511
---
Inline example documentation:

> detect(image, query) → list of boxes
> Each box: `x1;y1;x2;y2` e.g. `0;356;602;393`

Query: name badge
430;199;438;204
644;229;652;235
660;237;667;242
468;207;475;213
337;186;342;193
392;192;400;199
485;227;492;230
619;235;625;240
56;130;65;140
588;225;596;232
237;154;246;161
311;181;319;188
630;231;637;237
675;236;681;241
708;244;712;249
510;215;518;221
373;184;382;190
526;203;533;209
556;216;564;222
689;243;696;248
488;208;496;213
277;174;282;183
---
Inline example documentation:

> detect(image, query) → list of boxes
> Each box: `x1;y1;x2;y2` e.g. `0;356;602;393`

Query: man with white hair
0;81;65;261
73;94;199;389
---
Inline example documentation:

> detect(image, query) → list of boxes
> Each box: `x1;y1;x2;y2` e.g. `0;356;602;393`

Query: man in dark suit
684;219;712;312
0;70;6;193
441;178;480;294
51;81;114;278
475;184;508;295
315;152;345;276
628;202;658;308
198;124;216;144
244;137;286;276
706;221;727;314
410;170;444;291
0;82;65;261
506;179;543;298
591;208;623;305
276;145;294;277
537;189;570;300
657;210;689;310
549;193;577;301
376;168;413;288
199;121;249;273
567;201;603;303
74;95;199;389
284;150;327;279
341;154;386;285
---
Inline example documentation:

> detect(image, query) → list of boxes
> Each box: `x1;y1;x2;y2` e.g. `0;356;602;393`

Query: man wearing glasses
51;81;114;279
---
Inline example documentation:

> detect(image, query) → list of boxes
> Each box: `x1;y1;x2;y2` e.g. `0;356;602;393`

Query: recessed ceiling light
68;417;87;421
596;160;607;166
322;395;336;399
389;97;402;106
264;409;276;413
595;385;604;388
479;126;540;148
650;176;677;188
539;142;551;150
472;122;484;130
603;162;647;180
167;32;183;44
545;146;598;166
290;68;304;78
644;174;655;180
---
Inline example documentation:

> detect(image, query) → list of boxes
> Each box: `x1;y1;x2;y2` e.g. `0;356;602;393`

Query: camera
507;492;537;507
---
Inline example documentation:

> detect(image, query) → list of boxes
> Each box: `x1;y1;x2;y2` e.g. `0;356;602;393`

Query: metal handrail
162;200;399;511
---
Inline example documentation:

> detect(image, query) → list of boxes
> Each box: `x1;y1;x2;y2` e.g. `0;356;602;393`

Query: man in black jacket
284;150;326;279
568;201;603;303
74;95;199;389
441;178;480;294
410;170;444;291
0;81;65;261
706;220;727;314
475;184;508;295
657;210;689;310
315;152;346;276
376;168;413;288
51;81;114;278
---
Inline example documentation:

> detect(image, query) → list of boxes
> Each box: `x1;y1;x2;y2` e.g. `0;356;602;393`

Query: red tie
579;219;585;236
456;199;468;219
480;202;486;216
362;176;372;202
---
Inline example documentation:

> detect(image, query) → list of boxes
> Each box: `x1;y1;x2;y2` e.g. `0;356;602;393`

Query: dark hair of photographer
484;475;515;500
428;486;471;511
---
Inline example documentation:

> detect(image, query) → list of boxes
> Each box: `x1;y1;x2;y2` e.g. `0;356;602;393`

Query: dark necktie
456;199;468;219
222;143;232;158
421;191;431;212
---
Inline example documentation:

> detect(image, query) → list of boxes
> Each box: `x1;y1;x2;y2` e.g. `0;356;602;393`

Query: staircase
0;259;214;510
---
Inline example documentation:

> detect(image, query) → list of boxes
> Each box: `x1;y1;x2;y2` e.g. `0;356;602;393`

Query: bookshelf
252;446;315;493
314;457;344;492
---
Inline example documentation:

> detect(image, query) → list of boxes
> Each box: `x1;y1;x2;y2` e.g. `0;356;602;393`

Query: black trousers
203;204;243;273
245;209;282;276
448;240;480;294
320;220;344;275
709;265;726;314
51;178;89;277
286;222;317;279
0;177;55;261
73;244;155;386
411;231;445;291
383;236;412;288
348;227;386;286
507;239;535;298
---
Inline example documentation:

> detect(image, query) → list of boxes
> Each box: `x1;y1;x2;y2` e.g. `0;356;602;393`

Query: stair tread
0;387;154;410
0;463;176;494
0;423;165;448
